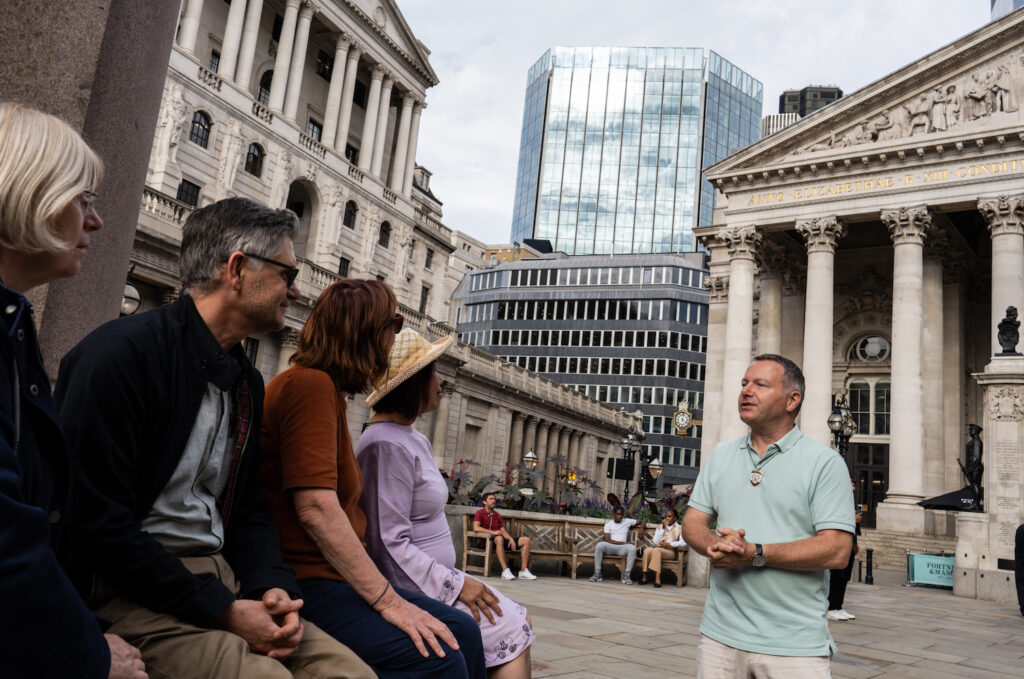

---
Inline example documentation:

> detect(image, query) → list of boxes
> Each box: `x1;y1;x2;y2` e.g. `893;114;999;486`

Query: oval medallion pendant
750;469;763;486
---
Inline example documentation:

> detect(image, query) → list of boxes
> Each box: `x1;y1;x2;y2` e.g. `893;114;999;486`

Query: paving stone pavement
491;574;1024;678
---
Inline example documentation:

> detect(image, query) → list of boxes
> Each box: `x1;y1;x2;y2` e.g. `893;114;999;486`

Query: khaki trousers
91;554;375;679
642;546;676;574
696;635;831;679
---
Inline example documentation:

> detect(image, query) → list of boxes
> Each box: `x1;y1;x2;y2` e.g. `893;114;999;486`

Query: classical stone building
128;0;637;487
697;11;1024;596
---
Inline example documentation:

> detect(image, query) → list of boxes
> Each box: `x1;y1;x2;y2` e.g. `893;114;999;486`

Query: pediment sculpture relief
797;49;1022;154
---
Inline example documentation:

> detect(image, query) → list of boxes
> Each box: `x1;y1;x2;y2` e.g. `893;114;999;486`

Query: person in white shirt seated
639;508;686;587
588;507;645;584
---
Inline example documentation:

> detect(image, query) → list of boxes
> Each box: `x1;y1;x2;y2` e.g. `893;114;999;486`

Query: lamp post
521;448;538;496
827;393;856;461
620;431;643;498
120;264;141;316
643;456;663;500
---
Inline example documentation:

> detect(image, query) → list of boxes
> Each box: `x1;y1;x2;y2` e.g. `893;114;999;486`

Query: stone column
334;44;362;154
943;257;967;492
402;101;424;196
545;425;562;494
534;420;551;490
718;225;762;441
922;232;947;497
358;65;385;170
522;417;539;480
390;92;415;190
370;74;394;177
267;0;301;113
276;327;300;375
217;0;248;81
568;430;582;469
177;0;206;54
431;382;455;466
979;196;1024;357
508;412;526;467
234;0;264;89
796;216;846;446
283;0;315;122
701;273;728;456
321;34;351;148
780;266;806;368
877;206;931;533
756;241;785;355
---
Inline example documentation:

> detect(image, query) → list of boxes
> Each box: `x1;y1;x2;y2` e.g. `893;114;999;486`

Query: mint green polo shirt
689;425;855;657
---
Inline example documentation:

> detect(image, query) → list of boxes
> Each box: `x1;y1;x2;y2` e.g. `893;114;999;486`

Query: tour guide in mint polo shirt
683;354;854;678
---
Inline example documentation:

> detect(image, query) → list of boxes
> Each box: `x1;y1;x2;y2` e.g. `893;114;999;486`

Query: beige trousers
91;554;375;679
696;635;831;679
642;546;676;575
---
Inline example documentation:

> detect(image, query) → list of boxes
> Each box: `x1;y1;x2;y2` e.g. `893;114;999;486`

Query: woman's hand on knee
458;576;503;624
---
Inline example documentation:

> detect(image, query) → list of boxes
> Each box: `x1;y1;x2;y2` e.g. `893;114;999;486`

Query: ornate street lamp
521;448;538;496
621;431;643;498
120;264;142;316
828;394;855;460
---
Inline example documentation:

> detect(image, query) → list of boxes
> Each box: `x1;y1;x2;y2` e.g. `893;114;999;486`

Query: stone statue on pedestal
997;306;1021;356
959;424;984;511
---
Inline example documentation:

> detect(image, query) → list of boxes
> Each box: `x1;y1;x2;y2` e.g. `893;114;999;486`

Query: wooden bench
570;522;688;587
462;514;576;577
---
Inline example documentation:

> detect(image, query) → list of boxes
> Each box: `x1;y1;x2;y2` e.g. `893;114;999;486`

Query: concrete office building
453;252;710;492
761;112;800;138
779;85;843;117
510;47;762;255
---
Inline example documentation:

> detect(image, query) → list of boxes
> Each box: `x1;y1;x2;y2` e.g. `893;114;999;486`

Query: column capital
285;0;302;8
334;32;352;52
717;225;762;261
401;90;416;106
796;216;846;253
512;411;528;423
754;239;787;276
705;273;729;303
370;64;385;81
571;430;584;440
923;227;950;259
348;41;365;59
978;195;1024;237
881;206;931;246
299;1;320;19
441;382;456;397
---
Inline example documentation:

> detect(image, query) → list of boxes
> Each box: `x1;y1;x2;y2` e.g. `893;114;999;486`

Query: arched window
258;71;273;105
244;143;265;177
378;221;391;247
847;335;890;362
343;200;357;229
188;111;212;148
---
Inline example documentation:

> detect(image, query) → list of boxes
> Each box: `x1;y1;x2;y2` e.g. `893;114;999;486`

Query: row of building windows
553;382;706;410
464;299;706;325
644;445;700;468
470;265;704;292
187;111;265;177
479;328;707;353
507;354;707;381
643;414;702;439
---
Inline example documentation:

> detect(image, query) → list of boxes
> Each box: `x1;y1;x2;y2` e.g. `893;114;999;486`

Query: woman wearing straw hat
358;328;535;677
260;280;485;679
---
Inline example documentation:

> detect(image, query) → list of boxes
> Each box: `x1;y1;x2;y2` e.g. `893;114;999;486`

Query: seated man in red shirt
473;493;536;580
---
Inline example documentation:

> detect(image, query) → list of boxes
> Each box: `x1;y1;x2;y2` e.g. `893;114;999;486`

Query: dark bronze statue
997;306;1021;355
958;423;984;511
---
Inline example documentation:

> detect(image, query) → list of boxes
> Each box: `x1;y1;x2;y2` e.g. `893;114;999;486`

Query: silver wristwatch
752;543;765;568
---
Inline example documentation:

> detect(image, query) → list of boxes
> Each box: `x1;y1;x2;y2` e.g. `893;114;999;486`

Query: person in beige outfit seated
639;508;686;587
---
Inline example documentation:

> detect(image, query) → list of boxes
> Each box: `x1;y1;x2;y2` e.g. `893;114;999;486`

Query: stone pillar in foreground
980;196;1024;356
718;225;761;442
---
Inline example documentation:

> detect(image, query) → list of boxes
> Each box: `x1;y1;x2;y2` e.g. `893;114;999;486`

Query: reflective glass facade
511;47;762;255
992;0;1024;20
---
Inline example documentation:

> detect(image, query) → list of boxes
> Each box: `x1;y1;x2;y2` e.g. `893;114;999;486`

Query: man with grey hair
682;354;854;678
56;198;374;678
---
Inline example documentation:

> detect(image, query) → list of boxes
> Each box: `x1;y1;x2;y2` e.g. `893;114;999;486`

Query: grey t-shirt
142;383;233;554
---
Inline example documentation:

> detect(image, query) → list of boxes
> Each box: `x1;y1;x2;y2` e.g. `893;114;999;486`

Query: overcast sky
398;1;991;244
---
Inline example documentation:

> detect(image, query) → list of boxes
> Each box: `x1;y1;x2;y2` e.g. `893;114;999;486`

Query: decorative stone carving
881;206;932;246
796;216;846;253
797;49;1023;153
270;151;295;208
156;84;189;164
988;385;1024;421
997;306;1021;355
717;225;762;261
923;227;951;259
705;274;729;303
755;239;787;276
835;266;892;319
978;195;1024;236
217;119;245;194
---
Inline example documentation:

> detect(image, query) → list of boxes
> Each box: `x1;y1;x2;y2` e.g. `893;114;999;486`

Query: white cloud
398;0;990;244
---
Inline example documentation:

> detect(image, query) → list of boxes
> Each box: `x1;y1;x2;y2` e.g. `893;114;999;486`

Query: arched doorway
284;180;320;261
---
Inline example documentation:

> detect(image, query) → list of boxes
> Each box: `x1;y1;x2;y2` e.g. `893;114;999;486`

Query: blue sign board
907;552;954;588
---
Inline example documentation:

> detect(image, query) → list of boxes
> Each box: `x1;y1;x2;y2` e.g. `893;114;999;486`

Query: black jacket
55;294;298;627
0;283;110;679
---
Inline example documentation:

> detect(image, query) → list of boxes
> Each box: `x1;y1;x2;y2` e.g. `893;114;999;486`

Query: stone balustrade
299;132;326;159
296;260;341;300
141;187;192;226
197;64;222;92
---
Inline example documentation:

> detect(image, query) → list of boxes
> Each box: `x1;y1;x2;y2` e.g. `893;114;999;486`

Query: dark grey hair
752;353;805;415
180;197;298;292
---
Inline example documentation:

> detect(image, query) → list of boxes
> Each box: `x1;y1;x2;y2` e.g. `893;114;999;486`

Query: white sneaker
588;574;602;582
838;609;855;620
827;610;843;621
501;568;515;580
518;569;537;580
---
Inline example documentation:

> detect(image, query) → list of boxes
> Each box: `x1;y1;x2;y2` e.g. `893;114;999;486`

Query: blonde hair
0;102;104;253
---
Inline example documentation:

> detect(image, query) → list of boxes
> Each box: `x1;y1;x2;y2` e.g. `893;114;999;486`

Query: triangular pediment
707;10;1024;179
347;0;438;86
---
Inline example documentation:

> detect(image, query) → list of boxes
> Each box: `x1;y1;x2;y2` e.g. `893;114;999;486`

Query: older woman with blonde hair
0;102;146;678
261;279;485;678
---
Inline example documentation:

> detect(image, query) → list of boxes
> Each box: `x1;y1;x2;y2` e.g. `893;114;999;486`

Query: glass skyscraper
992;0;1024;20
511;47;762;255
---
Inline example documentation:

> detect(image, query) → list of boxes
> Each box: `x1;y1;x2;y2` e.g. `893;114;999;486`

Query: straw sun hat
365;328;455;408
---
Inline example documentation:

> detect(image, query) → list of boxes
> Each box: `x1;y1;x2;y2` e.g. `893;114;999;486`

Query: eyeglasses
243;252;300;287
77;191;98;211
392;314;404;333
